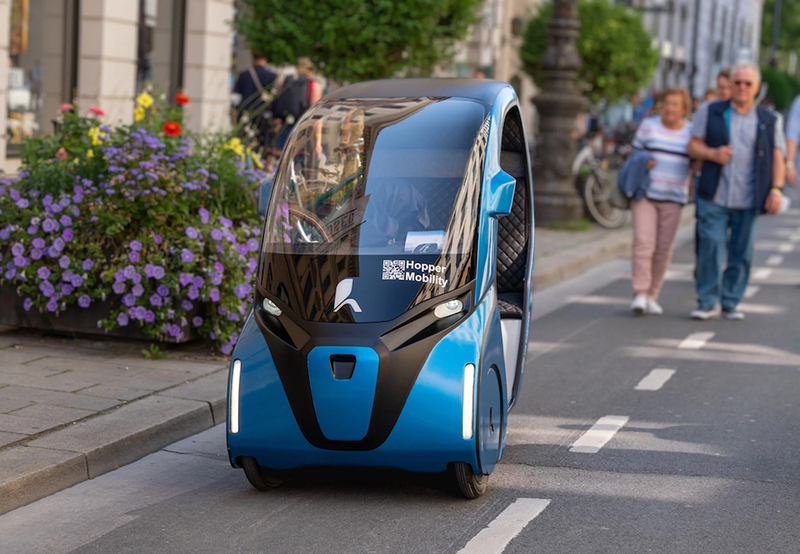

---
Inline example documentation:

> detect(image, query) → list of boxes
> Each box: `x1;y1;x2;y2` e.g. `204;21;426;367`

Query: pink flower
56;147;68;161
60;103;74;112
89;106;105;117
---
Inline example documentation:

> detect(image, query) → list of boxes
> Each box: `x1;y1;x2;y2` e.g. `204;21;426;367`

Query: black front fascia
253;283;475;452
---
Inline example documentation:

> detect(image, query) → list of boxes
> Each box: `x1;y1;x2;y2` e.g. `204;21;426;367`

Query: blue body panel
307;346;379;441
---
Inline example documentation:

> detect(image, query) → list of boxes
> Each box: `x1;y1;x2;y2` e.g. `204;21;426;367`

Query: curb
0;206;698;515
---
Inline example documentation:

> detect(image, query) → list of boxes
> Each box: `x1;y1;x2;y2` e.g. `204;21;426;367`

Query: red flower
55;147;68;161
88;106;105;117
59;103;74;112
163;121;182;137
175;93;190;106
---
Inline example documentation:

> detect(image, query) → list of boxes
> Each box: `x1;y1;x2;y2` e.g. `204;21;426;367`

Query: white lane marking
635;369;676;391
778;243;795;253
570;415;629;453
766;255;784;266
457;498;551;554
790;235;800;243
678;332;715;350
744;285;760;299
752;268;773;280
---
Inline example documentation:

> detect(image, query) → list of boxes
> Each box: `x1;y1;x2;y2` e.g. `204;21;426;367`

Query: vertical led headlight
462;363;475;440
230;359;242;434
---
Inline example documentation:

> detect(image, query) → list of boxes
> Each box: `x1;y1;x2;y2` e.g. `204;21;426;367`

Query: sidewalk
0;209;694;514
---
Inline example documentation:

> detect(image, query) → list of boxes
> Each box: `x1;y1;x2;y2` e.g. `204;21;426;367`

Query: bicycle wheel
583;170;627;229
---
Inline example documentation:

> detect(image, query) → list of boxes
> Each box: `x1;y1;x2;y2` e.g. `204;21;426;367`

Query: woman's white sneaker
630;294;648;315
647;298;663;315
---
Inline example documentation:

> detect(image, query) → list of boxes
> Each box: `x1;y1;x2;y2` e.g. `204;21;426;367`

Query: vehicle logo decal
334;278;362;312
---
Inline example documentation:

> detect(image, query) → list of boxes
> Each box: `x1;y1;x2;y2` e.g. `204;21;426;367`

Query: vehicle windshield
259;96;490;323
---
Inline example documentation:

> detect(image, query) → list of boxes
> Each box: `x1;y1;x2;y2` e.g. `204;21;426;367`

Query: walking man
687;63;786;320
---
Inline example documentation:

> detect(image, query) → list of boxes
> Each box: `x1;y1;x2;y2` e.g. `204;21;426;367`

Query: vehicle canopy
259;81;507;324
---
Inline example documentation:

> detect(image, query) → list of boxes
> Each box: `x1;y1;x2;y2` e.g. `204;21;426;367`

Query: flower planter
0;283;195;343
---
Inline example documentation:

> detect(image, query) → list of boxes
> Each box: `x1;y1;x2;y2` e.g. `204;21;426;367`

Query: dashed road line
778;243;795;253
635;369;676;391
570;415;629;453
457;498;551;554
752;268;773;280
678;332;715;350
766;255;784;266
744;285;760;299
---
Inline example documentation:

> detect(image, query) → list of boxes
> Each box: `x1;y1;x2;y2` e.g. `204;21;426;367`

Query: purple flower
47;246;61;258
32;237;45;249
247;238;259;252
227;312;241;322
149;294;162;307
210;228;223;241
132;283;144;297
209;288;220;302
71;274;84;287
199;207;210;224
114;270;125;282
221;343;233;355
112;281;126;294
71;206;81;217
237;243;249;256
180;249;194;263
129;240;142;252
144;263;155;277
128;251;140;263
219;216;233;229
153;233;162;244
59;197;70;208
11;243;24;256
192;316;203;327
186;226;199;239
59;215;72;227
60;284;74;296
131;271;142;284
14;256;28;268
16;198;29;208
9;189;19;201
144;310;155;323
42;219;56;232
62;229;73;242
0;228;10;240
61;270;74;282
192;276;205;289
157;284;170;297
78;294;91;308
188;286;199;300
37;266;50;280
53;237;65;251
135;306;147;320
179;272;194;287
123;265;136;280
27;225;38;235
168;324;181;337
46;299;58;313
23;297;33;311
82;259;93;271
58;255;70;269
152;266;165;279
117;312;129;326
181;300;193;310
213;261;224;274
233;284;251;300
230;332;239;345
210;272;222;286
39;281;55;297
4;268;16;280
122;293;136;307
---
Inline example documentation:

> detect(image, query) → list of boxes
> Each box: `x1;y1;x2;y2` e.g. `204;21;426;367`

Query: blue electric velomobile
227;79;535;498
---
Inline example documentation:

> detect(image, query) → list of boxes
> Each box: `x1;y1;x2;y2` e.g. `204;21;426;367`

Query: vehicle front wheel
241;457;284;491
452;462;488;499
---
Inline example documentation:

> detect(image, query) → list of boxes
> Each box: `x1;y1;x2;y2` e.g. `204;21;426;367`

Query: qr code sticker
382;260;406;280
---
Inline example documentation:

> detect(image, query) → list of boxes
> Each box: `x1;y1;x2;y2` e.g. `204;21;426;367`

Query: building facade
0;0;235;172
631;0;765;97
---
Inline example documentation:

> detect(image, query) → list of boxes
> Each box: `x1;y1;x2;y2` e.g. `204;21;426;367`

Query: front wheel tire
452;462;488;499
241;457;284;491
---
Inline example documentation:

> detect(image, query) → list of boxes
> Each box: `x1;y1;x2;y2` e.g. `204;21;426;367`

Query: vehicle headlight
434;299;463;319
262;298;282;317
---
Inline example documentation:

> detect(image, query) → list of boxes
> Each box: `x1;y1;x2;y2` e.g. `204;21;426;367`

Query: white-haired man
687;62;785;320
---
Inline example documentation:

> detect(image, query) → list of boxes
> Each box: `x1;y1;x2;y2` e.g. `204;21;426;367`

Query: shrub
0;93;267;354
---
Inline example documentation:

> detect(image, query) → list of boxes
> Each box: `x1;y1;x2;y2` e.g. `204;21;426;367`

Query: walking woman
629;88;693;315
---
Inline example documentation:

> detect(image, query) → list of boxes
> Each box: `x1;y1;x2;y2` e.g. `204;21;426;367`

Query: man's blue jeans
695;197;757;311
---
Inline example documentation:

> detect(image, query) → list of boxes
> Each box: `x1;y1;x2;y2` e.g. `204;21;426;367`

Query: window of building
136;0;186;98
6;0;79;155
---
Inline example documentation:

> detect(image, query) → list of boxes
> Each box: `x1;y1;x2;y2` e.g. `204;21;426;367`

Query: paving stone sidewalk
0;210;693;514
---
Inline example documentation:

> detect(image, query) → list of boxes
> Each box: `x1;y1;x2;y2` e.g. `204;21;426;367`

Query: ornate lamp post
533;0;587;225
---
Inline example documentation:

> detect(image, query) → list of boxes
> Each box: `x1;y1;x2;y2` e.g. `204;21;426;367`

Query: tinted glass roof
322;78;508;105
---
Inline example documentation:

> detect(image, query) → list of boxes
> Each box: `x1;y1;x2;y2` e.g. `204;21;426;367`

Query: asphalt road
3;208;800;554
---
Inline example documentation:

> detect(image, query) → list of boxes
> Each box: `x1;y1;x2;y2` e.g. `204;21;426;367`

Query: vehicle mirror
486;170;516;217
257;176;274;216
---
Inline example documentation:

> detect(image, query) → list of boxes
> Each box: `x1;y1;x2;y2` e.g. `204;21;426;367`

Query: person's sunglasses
734;80;754;87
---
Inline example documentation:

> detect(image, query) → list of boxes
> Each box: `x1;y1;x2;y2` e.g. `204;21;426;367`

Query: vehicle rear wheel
452;462;488;499
583;171;627;229
241;457;284;491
